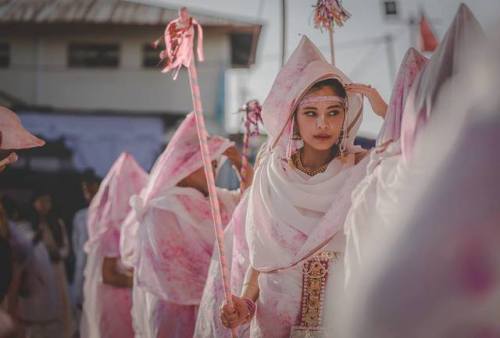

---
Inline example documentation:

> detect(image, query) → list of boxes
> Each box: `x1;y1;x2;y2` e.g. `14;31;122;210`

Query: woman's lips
313;134;333;140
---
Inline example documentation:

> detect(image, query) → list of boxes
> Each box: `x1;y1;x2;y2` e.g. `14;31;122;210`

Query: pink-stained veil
129;112;235;304
340;20;500;336
81;153;147;338
343;48;428;283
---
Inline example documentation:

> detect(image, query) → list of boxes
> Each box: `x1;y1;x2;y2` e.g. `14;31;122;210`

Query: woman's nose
316;114;327;129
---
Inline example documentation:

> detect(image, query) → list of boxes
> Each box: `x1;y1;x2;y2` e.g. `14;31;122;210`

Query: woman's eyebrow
327;104;342;109
301;106;318;110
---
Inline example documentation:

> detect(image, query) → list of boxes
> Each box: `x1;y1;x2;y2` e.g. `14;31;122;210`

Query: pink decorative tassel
313;0;351;30
313;0;351;65
239;100;262;181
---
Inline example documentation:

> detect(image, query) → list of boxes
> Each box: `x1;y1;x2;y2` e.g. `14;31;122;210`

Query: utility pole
384;33;397;82
281;0;287;66
408;14;418;48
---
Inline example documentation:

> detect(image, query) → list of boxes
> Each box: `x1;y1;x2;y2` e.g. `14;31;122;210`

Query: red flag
419;13;438;52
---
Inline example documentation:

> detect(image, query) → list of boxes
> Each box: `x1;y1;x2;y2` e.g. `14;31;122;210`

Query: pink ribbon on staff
154;14;204;80
239;100;262;181
313;0;351;30
242;100;263;138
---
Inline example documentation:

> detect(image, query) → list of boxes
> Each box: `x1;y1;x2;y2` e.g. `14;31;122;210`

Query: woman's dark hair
81;168;101;185
308;78;347;98
30;191;64;260
1;196;25;222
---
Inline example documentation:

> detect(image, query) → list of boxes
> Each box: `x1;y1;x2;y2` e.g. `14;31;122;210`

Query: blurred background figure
0;202;14;338
80;153;146;338
30;191;73;338
71;169;100;335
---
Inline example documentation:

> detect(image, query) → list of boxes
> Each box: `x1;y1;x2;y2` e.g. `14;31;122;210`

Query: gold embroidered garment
291;251;341;338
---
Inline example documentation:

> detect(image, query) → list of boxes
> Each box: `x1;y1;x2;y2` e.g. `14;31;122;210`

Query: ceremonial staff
155;7;236;335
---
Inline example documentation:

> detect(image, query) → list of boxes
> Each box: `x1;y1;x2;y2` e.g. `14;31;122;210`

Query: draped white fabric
343;48;428;284
126;112;238;338
339;6;500;337
340;43;500;338
247;151;367;272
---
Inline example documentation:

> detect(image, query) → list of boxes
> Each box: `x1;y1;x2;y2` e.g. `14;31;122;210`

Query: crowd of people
1;3;499;338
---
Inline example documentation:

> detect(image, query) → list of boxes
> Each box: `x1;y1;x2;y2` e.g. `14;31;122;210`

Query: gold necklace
292;151;329;176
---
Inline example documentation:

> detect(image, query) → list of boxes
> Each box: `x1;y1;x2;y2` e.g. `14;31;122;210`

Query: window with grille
383;1;399;17
68;43;120;68
142;44;160;68
230;32;254;68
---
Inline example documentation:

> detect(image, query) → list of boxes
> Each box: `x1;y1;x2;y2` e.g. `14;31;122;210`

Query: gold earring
338;128;346;157
292;130;302;140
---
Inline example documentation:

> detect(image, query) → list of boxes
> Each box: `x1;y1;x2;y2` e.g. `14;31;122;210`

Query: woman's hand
239;161;254;192
40;223;61;261
223;146;242;169
102;257;134;288
223;146;254;192
346;83;388;118
220;295;254;329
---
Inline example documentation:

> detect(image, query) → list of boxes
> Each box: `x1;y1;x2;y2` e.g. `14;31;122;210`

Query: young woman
72;169;100;328
80;153;147;338
220;36;386;337
130;112;251;338
31;192;73;338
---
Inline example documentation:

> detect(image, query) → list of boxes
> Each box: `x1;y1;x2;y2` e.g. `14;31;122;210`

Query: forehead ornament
298;95;346;108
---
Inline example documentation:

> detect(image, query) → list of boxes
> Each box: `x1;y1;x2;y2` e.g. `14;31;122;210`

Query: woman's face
179;8;189;22
34;194;52;216
295;85;346;152
183;160;218;194
82;181;99;203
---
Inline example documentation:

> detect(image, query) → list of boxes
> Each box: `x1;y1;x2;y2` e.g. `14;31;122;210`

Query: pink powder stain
474;327;500;338
458;241;496;297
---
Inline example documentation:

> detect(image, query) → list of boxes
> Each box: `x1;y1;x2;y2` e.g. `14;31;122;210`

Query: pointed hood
262;36;363;157
140;112;233;206
0;106;45;150
377;48;428;147
122;112;233;268
86;152;148;251
401;4;484;158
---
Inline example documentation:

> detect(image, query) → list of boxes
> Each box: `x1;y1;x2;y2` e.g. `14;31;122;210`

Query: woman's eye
328;110;340;116
304;111;316;117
